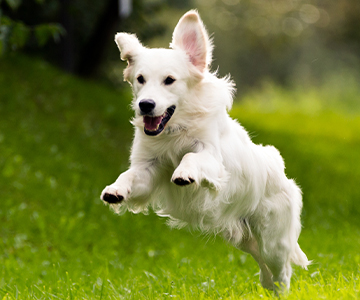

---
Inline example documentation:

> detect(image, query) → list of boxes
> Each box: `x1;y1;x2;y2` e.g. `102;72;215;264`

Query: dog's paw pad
102;193;124;204
173;177;195;186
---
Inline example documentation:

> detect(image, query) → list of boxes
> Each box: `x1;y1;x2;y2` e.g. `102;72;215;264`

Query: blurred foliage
0;0;168;76
239;70;360;114
1;0;360;90
0;0;64;54
104;0;360;92
192;0;360;91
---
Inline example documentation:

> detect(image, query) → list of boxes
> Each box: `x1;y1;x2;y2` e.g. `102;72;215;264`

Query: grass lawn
0;55;359;299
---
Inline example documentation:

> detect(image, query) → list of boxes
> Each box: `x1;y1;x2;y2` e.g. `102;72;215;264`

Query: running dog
101;10;310;291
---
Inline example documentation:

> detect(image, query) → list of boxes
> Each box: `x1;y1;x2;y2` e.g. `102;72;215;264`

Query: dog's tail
291;243;311;270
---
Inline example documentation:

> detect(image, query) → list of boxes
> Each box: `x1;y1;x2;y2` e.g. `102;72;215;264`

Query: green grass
1;54;359;299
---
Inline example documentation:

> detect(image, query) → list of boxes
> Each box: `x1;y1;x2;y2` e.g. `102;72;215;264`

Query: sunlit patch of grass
240;71;360;115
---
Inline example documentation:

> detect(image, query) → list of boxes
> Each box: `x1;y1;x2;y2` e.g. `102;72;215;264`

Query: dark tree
76;0;119;77
1;0;166;78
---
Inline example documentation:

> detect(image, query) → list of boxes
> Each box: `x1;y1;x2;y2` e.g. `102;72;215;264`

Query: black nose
139;99;156;115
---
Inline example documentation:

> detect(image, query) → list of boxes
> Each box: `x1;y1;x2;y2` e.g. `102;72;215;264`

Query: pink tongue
143;116;162;131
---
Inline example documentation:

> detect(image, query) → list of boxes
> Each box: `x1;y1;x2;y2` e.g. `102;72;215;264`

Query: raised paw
171;165;197;187
100;185;129;204
173;177;195;186
102;193;123;204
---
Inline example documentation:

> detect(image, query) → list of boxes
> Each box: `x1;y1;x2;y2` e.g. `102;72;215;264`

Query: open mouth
143;105;176;136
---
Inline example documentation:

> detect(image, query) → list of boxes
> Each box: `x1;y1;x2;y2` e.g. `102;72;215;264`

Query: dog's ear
115;33;144;81
171;10;212;73
115;33;143;63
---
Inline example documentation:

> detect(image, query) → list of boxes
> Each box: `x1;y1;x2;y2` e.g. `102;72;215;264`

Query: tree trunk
76;0;120;77
60;0;75;73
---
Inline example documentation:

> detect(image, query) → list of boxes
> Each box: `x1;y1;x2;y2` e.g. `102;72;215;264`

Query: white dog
101;10;309;291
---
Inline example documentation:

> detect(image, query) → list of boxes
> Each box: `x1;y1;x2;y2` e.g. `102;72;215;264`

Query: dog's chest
148;133;201;167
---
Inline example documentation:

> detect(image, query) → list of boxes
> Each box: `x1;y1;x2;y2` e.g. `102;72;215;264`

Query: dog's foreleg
101;166;154;204
171;151;227;190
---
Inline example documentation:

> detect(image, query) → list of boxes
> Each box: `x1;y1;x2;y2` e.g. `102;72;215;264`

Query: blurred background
1;0;360;97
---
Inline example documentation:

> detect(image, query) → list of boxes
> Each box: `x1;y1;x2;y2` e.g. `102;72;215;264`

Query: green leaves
8;20;30;49
0;1;64;55
0;19;64;54
3;0;22;10
34;23;65;46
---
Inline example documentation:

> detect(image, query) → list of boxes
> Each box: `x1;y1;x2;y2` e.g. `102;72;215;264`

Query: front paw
102;193;123;204
171;167;197;187
173;177;195;186
171;166;226;190
100;185;129;204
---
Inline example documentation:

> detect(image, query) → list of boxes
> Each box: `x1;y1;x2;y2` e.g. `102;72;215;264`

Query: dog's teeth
147;124;160;132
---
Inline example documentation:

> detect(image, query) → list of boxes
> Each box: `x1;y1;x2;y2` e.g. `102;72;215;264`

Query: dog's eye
164;76;176;85
137;75;145;84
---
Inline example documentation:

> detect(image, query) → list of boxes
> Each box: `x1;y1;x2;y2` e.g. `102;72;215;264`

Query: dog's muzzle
139;100;176;136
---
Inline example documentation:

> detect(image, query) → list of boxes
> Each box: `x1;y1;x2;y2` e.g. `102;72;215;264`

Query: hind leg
256;210;295;291
259;238;292;291
238;236;274;290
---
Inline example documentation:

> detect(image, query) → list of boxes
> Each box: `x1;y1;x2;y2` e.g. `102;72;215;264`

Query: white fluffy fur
102;10;309;291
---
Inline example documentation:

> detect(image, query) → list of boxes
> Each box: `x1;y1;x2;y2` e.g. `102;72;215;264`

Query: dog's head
114;10;213;136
